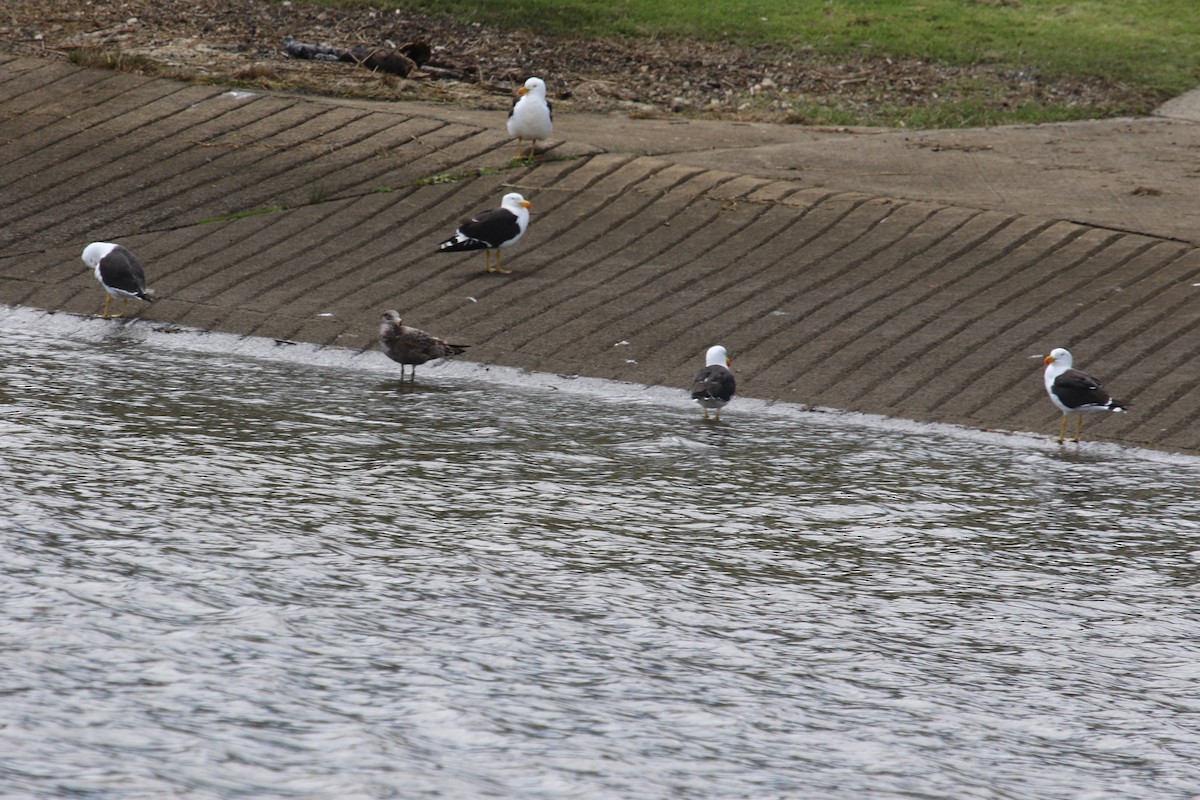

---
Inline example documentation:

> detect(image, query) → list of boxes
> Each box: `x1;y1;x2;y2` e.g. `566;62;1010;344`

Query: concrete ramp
2;56;1198;454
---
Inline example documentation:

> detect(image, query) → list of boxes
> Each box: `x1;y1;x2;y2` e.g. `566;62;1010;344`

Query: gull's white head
1043;347;1073;368
81;241;117;269
502;192;533;211
706;345;730;368
518;77;547;98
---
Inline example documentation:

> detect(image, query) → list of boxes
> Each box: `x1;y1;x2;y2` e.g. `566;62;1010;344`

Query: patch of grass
196;205;288;225
756;71;1150;128
307;184;330;204
873;98;1124;129
311;0;1200;97
414;166;503;186
67;47;158;72
233;63;280;82
511;152;585;167
67;47;196;82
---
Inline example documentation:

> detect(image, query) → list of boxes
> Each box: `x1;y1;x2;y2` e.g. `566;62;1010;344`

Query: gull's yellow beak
726;358;732;367
521;200;533;209
1043;354;1055;366
518;87;529;96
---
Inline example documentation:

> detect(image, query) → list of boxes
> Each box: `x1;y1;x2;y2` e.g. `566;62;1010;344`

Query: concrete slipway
1;54;1198;454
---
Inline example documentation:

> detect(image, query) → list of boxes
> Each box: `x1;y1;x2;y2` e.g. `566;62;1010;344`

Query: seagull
378;310;468;380
437;192;532;275
507;77;553;159
1043;347;1127;444
80;242;156;319
691;345;736;421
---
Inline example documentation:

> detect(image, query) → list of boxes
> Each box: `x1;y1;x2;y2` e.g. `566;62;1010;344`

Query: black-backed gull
691;345;736;421
1043;347;1126;444
437;192;532;275
81;242;156;319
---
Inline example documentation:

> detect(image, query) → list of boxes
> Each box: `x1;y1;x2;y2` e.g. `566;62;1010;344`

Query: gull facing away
81;242;156;319
437;192;532;275
691;345;736;421
378;310;468;381
507;77;553;159
1043;347;1127;444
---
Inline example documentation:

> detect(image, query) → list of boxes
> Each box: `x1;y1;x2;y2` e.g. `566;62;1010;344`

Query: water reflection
1;307;1199;799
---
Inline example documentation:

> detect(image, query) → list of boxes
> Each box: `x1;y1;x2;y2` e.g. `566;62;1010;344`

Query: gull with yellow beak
437;192;533;275
1043;347;1126;444
507;77;553;159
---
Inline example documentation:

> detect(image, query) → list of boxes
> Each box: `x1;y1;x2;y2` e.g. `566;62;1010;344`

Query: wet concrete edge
1;56;1197;456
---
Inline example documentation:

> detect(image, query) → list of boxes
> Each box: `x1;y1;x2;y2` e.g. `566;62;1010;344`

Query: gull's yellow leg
489;248;511;275
1058;415;1068;444
1073;416;1084;443
100;295;112;319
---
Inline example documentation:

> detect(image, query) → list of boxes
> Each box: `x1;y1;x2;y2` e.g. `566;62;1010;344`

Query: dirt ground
3;0;1159;123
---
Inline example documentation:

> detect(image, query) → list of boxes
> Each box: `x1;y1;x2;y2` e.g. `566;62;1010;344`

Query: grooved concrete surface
3;55;1199;454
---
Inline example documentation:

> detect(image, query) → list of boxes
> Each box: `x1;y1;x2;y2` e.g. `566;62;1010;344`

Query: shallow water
2;307;1199;799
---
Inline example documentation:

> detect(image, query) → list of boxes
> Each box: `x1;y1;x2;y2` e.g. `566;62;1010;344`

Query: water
1;306;1198;799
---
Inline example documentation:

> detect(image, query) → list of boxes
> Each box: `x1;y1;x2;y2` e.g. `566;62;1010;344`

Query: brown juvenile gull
81;242;156;319
1043;347;1127;444
378;310;468;380
690;345;736;421
437;192;532;275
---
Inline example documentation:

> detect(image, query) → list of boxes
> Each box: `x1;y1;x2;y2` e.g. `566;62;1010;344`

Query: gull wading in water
691;345;736;421
378;310;468;381
1043;347;1127;444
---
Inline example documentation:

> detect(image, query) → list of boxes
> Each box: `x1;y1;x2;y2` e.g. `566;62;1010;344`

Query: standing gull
437;192;532;275
378;310;468;380
81;242;156;319
507;77;553;159
691;345;736;421
1043;347;1126;444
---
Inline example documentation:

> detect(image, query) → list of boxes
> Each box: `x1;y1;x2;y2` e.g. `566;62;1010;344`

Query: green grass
414;166;503;187
307;184;330;205
311;0;1199;97
67;47;160;73
196;206;287;225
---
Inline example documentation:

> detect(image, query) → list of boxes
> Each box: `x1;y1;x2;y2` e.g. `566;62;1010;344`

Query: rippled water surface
2;307;1199;799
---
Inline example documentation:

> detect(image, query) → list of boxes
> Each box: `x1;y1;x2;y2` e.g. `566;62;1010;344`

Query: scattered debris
913;140;995;153
282;35;430;77
12;0;1162;123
